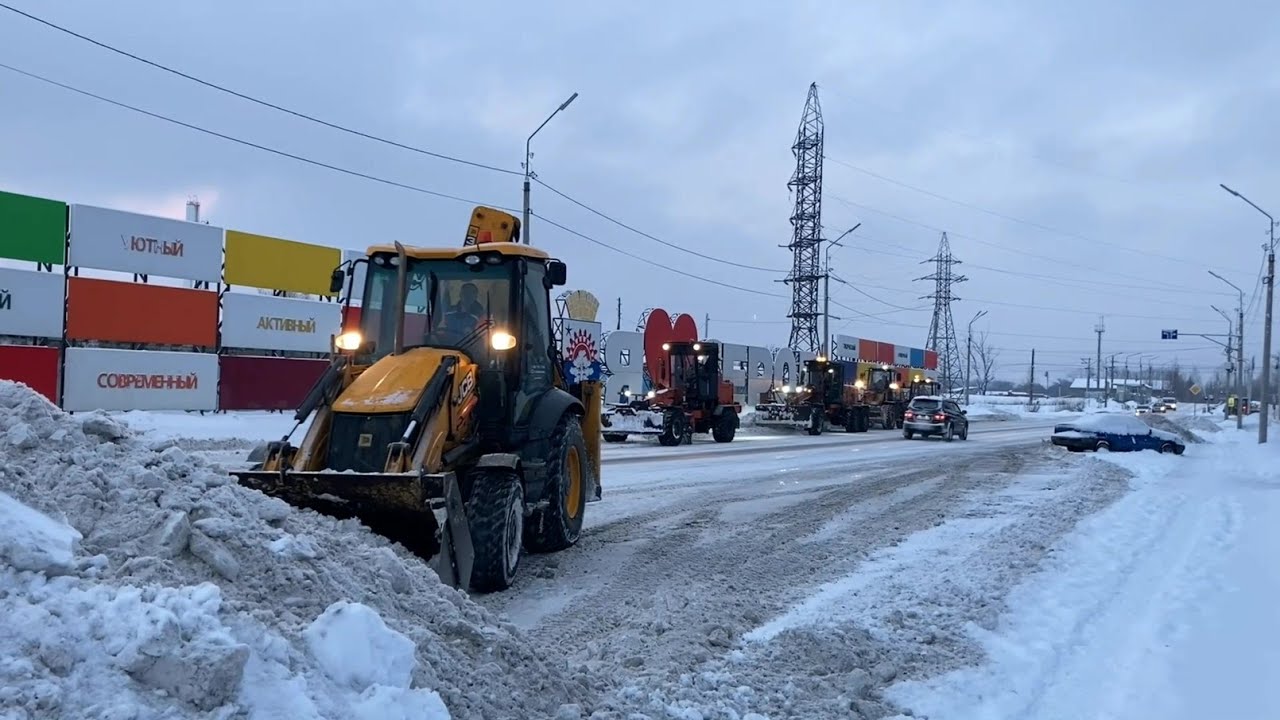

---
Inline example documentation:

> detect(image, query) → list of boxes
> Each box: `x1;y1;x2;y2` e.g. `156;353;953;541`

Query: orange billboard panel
223;230;341;296
66;277;218;346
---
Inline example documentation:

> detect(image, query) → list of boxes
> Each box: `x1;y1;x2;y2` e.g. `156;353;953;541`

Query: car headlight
491;331;517;350
334;331;363;351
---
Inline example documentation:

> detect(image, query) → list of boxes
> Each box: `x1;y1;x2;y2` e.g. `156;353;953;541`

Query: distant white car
1135;405;1151;415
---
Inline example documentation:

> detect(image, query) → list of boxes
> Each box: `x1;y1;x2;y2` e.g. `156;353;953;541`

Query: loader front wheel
525;414;590;553
712;411;737;443
466;467;524;593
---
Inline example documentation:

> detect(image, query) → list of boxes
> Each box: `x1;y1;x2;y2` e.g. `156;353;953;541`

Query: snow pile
1139;413;1207;444
0;380;591;718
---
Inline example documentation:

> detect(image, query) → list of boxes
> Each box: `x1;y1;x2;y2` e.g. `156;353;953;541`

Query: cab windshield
359;254;514;359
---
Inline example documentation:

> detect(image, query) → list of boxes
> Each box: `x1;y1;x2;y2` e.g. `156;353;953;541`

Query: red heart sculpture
642;309;698;388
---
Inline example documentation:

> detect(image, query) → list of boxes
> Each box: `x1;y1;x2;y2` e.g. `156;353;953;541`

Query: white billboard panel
833;334;860;361
0;267;64;338
220;292;342;353
62;347;219;411
68;204;224;283
341;249;368;306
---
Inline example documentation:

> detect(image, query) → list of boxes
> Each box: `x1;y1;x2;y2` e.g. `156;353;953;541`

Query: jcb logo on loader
454;367;476;405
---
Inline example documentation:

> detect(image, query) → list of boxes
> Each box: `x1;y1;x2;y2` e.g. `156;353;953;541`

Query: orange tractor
600;340;741;445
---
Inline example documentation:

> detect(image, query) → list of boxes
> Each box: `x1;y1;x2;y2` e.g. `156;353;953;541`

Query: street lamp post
965;309;988;405
1210;270;1246;430
821;223;861;358
1220;183;1277;441
523;92;579;244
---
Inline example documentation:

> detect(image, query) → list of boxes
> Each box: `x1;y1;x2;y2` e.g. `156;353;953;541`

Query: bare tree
974;330;999;395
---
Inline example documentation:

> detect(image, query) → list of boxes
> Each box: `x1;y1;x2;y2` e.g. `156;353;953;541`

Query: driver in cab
442;281;488;342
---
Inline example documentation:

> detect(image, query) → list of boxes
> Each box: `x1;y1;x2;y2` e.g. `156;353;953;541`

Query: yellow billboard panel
223;230;342;296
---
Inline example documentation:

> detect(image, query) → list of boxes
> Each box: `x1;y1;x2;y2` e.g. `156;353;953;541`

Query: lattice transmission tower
781;82;825;353
917;232;967;392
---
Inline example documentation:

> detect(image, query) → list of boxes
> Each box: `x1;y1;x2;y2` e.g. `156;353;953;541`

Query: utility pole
820;224;860;358
1220;183;1275;442
705;313;710;339
965;309;988;405
1095;317;1105;406
523;92;579;244
1110;355;1117;404
1210;271;1246;430
1029;349;1036;405
616;298;622;330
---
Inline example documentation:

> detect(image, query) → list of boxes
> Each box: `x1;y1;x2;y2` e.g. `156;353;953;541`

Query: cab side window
515;261;553;423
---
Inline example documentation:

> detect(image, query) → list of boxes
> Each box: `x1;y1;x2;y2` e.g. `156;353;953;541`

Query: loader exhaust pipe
393;241;408;355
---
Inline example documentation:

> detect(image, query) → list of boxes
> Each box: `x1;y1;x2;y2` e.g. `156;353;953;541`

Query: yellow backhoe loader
232;207;603;593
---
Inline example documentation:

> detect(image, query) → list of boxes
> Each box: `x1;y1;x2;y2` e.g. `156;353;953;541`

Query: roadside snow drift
0;381;592;719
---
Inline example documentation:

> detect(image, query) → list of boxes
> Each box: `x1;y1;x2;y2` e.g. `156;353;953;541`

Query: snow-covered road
17;393;1274;719
474;417;1138;717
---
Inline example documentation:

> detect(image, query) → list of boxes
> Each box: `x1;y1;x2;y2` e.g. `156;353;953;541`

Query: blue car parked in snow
1050;414;1185;454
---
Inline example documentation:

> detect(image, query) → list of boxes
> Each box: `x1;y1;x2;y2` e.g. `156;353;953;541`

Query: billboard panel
220;292;342;353
893;344;912;366
342;305;362;333
874;341;895;365
341;249;368;305
223;230;341;296
218;355;327;410
832;334;859;361
924;349;938;370
859;340;879;364
0;190;66;265
559;318;604;383
0;267;65;338
62;347;218;411
0;345;60;402
66;277;218;346
909;348;925;367
67;204;222;282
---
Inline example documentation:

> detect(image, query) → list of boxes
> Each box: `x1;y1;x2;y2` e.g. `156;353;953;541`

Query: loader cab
343;242;567;429
662;341;722;405
865;366;901;401
802;358;844;406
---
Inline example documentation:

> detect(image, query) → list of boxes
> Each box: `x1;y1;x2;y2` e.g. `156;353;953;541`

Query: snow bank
885;413;1264;719
0;380;591;718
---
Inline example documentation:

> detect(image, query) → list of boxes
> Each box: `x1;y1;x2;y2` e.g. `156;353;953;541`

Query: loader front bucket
232;468;475;592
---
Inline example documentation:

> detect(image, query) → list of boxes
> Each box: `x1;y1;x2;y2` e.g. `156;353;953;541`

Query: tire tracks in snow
478;444;1053;718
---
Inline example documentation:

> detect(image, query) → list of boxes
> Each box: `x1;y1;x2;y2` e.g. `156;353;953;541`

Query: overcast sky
1;0;1276;383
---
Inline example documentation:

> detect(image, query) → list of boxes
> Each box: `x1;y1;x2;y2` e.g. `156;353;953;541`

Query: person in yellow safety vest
1226;396;1236;418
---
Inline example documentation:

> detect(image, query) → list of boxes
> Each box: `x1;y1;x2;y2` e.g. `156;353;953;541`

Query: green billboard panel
0;190;67;265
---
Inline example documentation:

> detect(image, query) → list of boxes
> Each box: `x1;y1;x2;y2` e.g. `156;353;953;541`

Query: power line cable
533;176;786;273
531;212;790;299
824;154;1233;274
0;61;510;209
0;59;789;303
0;1;519;176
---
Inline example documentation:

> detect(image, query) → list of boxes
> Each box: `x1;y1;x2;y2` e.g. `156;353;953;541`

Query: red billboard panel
218;355;328;411
857;339;877;363
875;341;895;365
924;349;938;370
342;305;362;333
0;345;60;403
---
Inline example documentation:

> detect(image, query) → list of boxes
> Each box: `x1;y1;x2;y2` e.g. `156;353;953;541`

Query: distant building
1067;377;1163;402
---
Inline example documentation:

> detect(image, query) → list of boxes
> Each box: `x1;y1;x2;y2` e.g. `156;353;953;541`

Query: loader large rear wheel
525;414;590;553
466;467;524;593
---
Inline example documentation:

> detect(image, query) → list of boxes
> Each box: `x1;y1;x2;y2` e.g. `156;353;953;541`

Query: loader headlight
491;331;517;350
782;385;792;394
662;342;671;351
334;331;363;351
647;390;656;399
890;382;900;390
855;380;866;389
693;343;701;351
